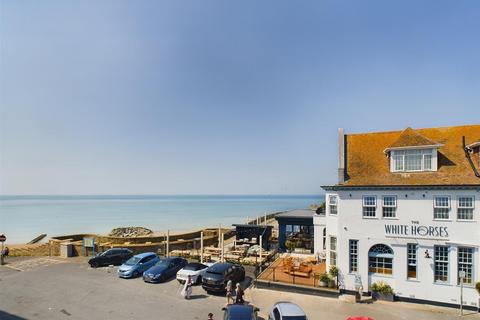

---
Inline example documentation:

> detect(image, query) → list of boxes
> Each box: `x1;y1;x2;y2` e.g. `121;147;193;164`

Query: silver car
268;302;308;320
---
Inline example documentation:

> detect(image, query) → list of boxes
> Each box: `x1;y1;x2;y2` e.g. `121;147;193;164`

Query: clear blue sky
1;0;479;195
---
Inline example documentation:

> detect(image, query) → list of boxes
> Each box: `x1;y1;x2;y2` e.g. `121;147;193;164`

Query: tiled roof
385;127;442;151
341;124;480;186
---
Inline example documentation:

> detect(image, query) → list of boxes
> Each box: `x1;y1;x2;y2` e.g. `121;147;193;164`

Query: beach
0;195;323;243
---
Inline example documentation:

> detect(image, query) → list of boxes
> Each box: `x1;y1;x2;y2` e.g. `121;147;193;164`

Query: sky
0;0;479;195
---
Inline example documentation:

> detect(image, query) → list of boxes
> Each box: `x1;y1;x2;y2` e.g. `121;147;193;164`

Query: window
368;244;393;275
349;240;358;273
407;244;417;279
329;195;338;215
457;196;474;220
382;196;397;218
323;228;326;250
434;246;449;282
458;247;473;285
434;196;450;220
272;307;280;320
391;149;435;172
330;236;337;266
363;196;377;217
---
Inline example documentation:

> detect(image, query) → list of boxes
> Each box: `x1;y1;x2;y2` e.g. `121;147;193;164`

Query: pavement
0;257;478;320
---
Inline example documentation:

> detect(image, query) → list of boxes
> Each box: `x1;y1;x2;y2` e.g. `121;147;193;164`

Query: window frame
368;244;394;276
349;240;359;273
457;247;474;285
433;245;449;283
329;195;338;215
362;196;377;218
433;196;451;220
457;196;475;221
329;236;337;267
407;243;417;280
382;195;397;218
391;148;435;173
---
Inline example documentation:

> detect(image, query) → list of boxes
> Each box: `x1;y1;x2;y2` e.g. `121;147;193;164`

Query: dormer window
391;148;436;172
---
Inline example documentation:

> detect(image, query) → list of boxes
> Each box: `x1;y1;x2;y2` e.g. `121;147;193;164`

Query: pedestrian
181;275;193;299
225;279;233;304
1;247;8;259
234;283;244;304
207;312;214;320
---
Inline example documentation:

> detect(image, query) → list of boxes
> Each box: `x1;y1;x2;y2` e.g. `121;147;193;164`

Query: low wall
46;228;235;257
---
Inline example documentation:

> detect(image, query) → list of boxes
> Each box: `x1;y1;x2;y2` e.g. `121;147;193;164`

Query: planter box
319;281;328;287
372;291;394;302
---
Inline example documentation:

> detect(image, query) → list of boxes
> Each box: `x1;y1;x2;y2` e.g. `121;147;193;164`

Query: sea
0;195;324;244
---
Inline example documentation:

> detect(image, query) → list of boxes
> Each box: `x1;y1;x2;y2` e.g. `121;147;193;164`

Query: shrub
285;240;296;252
476;282;480;294
329;265;339;277
371;281;394;294
319;273;331;282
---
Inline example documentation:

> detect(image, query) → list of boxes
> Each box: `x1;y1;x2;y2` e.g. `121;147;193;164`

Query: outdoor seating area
257;254;330;288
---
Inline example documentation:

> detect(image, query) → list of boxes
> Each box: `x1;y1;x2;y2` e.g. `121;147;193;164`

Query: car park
222;304;259;320
268;302;308;320
88;248;133;268
176;262;215;284
202;262;245;293
143;256;188;283
117;252;159;278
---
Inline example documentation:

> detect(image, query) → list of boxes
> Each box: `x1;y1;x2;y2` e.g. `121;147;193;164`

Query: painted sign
0;234;6;242
385;222;448;239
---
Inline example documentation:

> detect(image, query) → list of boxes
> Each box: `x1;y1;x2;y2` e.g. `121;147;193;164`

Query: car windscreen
204;271;224;280
124;257;141;265
154;260;169;266
184;263;206;271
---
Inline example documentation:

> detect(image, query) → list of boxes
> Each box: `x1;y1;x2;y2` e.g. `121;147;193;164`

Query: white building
315;125;480;308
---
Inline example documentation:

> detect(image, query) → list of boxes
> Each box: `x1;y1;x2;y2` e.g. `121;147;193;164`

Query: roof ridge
346;123;480;136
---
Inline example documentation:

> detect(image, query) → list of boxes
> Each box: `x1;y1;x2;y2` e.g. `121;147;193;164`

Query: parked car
222;304;259;320
117;252;159;278
202;262;245;293
88;248;133;268
176;262;215;284
268;302;308;320
143;257;188;283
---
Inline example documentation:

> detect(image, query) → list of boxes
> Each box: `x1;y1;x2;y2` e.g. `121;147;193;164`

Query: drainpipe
463;136;480;178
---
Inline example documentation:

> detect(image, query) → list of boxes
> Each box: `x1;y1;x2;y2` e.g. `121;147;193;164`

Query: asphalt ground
0;257;478;320
0;257;254;320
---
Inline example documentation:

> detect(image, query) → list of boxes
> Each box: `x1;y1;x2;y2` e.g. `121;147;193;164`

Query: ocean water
0;195;323;243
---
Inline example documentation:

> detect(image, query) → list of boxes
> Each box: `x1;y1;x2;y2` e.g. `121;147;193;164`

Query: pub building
316;124;480;309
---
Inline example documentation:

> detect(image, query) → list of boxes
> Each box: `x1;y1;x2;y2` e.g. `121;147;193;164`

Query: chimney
338;128;345;184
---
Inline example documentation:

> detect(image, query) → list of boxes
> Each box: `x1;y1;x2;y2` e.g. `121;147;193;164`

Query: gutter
321;184;480;191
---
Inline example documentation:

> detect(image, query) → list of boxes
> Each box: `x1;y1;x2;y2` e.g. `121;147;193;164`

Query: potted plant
285;240;295;253
371;281;394;302
476;282;480;311
319;273;330;287
328;265;339;288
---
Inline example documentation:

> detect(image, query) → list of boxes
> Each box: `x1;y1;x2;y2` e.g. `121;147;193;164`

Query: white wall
323;189;480;307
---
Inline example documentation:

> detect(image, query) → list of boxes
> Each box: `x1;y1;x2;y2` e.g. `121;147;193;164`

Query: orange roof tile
341;124;480;186
385;127;441;151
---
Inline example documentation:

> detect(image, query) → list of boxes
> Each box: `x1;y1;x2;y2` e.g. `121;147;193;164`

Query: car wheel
196;276;202;285
132;271;139;278
90;262;99;268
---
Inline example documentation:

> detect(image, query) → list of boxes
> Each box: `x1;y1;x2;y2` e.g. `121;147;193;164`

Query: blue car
117;252;159;278
143;257;188;283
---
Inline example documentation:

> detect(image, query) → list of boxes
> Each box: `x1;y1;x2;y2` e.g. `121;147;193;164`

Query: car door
109;249;121;265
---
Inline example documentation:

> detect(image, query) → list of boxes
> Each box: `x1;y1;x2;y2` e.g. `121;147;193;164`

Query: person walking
225;280;233;304
182;275;193;299
234;283;244;304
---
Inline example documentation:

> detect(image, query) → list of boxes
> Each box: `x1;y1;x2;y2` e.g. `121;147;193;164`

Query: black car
88;248;133;268
142;257;188;283
202;262;245;293
222;304;259;320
